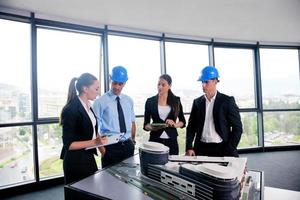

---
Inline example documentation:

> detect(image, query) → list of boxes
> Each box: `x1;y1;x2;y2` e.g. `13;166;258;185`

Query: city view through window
0;19;299;189
260;49;300;146
0;19;34;187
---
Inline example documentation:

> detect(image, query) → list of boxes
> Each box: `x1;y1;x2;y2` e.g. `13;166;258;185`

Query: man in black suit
185;66;243;157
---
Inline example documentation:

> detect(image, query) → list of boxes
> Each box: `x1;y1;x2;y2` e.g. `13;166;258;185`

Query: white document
85;133;124;150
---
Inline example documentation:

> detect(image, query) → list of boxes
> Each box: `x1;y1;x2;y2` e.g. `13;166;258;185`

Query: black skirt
62;149;98;184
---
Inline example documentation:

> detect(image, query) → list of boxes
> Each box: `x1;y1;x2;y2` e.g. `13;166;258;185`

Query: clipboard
151;123;167;129
85;133;124;150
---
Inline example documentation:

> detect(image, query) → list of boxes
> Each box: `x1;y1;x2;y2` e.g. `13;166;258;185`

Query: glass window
37;28;101;118
238;112;258;148
108;35;161;115
0;126;34;188
165;42;209;113
214;48;256;108
260;48;300;109
0;19;31;123
37;124;63;179
134;117;150;153
264;111;300;146
177;115;189;155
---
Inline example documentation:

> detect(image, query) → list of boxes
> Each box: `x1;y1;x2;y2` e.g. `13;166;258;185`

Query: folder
85;133;124;150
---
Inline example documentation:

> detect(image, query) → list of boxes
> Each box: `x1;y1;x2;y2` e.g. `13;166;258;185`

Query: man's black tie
116;96;126;133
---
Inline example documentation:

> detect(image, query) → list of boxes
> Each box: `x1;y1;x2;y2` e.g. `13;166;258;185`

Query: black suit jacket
60;97;98;184
186;92;243;156
143;95;186;140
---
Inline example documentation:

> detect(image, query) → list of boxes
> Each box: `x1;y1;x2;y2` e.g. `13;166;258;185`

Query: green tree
264;114;279;133
19;127;29;136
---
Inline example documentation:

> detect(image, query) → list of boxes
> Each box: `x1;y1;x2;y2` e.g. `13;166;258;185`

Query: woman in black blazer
60;73;106;184
143;74;186;155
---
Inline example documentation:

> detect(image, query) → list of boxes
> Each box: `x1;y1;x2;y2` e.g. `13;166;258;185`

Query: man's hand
185;149;195;156
132;138;136;145
99;146;106;157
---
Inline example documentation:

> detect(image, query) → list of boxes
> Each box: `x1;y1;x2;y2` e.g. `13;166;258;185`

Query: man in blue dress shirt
93;66;136;168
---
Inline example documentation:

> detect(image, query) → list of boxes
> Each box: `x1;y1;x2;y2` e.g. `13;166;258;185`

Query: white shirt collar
78;96;91;111
204;91;217;102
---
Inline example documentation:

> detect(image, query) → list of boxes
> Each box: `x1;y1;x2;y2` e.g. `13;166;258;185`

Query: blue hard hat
198;66;220;81
110;66;128;83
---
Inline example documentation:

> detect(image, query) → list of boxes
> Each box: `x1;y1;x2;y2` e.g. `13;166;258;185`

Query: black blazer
60;97;98;160
186;92;243;156
143;95;186;139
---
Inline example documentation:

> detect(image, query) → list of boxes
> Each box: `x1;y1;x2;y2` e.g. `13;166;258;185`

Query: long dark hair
60;73;97;124
159;74;180;118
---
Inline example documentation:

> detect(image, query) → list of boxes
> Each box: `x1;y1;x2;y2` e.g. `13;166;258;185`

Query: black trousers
149;137;179;155
101;139;135;168
194;141;226;157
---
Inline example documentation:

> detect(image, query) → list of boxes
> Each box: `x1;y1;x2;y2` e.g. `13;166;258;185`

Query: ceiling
0;0;300;44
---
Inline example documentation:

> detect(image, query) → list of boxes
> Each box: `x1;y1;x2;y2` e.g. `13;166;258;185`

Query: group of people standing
60;65;243;184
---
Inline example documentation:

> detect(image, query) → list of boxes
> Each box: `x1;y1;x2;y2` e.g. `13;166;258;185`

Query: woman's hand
166;120;184;128
166;119;176;127
94;135;108;146
69;135;108;150
145;123;152;131
145;123;165;131
145;123;160;131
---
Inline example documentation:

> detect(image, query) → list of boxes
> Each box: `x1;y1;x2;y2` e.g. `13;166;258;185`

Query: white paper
85;133;124;150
